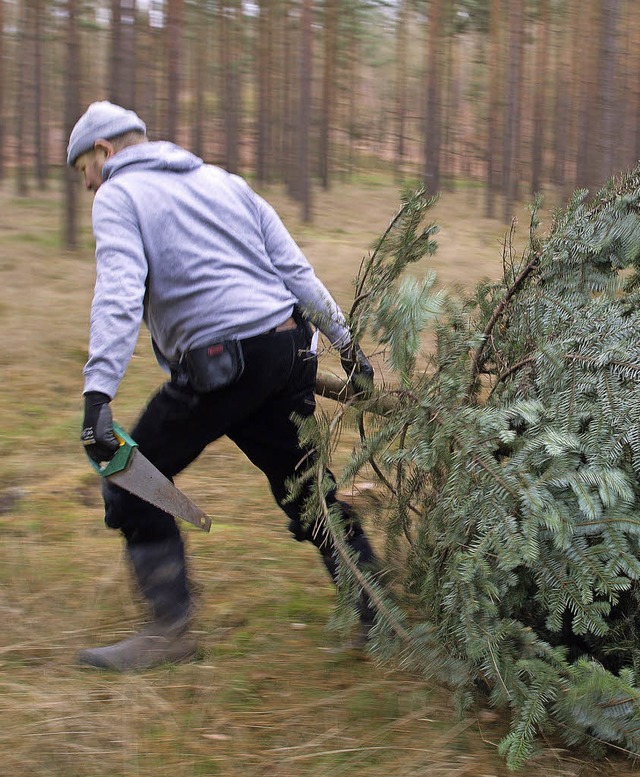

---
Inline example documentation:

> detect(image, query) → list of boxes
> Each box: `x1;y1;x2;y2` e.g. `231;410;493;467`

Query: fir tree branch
598;696;639;710
396;423;417;549
555;722;640;759
467;252;541;397
348;197;417;323
564;353;640;375
356;412;422;526
315;462;413;645
576;518;640;529
484;350;640;403
467;452;521;499
501;216;519;284
357;412;395;492
486;356;537;400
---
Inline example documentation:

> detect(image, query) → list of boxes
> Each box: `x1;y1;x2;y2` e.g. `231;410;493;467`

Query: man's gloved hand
340;343;374;393
81;392;119;464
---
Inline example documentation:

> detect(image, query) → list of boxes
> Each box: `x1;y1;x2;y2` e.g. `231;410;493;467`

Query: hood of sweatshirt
102;141;203;182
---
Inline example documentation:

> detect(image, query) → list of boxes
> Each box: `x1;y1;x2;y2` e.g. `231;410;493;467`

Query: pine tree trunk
393;0;408;182
256;0;271;185
33;0;47;188
270;0;287;183
551;0;572;188
221;0;241;174
596;0;619;187
298;0;313;223
502;0;524;222
424;0;443;195
109;0;122;103
619;0;640;171
345;6;359;179
15;0;29;196
284;1;297;196
441;7;457;193
531;0;549;195
190;0;206;158
121;0;137;109
139;10;161;138
575;0;599;190
0;0;4;181
318;0;337;190
632;3;640;164
167;0;183;143
64;0;80;250
266;1;279;180
485;0;502;218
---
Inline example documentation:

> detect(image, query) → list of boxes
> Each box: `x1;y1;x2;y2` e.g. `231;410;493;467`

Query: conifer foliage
311;172;640;768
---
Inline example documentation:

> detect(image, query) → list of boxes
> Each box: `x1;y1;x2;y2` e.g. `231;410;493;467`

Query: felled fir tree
306;171;640;768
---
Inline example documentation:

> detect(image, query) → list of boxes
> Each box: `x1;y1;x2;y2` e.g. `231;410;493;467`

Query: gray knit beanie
67;101;146;166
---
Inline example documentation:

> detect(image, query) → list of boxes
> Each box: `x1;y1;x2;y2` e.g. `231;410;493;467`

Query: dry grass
0;175;636;776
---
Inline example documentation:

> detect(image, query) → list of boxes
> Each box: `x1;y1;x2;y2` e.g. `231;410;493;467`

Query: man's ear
93;139;115;159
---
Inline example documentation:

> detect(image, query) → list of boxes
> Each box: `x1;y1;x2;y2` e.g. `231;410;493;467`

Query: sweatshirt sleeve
248;186;351;348
82;185;148;399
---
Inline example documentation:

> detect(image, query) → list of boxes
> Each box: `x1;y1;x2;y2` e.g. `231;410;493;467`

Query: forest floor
0;173;636;777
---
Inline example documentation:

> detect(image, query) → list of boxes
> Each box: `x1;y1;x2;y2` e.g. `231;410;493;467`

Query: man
69;101;378;671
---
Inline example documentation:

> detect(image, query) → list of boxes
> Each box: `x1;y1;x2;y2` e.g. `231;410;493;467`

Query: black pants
103;318;372;565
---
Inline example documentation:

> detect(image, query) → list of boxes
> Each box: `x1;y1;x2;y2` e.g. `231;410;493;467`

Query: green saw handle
87;422;138;477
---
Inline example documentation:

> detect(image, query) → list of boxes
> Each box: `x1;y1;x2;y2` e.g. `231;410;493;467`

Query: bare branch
315;465;413;645
467;251;540;397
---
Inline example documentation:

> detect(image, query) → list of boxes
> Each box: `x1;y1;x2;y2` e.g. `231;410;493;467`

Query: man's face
74;148;107;193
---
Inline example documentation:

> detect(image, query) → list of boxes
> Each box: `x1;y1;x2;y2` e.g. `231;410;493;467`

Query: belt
271;316;297;333
170;316;300;387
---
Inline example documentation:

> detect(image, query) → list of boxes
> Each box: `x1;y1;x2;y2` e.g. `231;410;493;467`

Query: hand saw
87;422;211;532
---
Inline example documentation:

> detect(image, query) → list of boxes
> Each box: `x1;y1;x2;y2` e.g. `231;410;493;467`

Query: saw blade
107;448;211;532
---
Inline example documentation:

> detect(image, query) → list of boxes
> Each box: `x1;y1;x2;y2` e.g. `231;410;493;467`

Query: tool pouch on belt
183;340;245;393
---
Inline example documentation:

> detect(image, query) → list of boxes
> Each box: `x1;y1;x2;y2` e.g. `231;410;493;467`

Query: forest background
1;0;639;236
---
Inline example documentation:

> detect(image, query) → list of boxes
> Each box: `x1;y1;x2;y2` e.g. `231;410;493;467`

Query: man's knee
102;480;180;543
287;516;332;551
103;480;129;531
285;497;365;550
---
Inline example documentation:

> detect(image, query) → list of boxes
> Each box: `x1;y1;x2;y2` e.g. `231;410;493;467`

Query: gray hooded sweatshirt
84;142;350;398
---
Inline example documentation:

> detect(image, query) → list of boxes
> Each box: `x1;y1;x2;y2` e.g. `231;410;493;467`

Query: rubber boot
321;533;378;652
77;537;196;671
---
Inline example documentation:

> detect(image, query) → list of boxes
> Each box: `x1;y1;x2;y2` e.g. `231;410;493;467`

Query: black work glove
81;392;119;464
340;343;374;394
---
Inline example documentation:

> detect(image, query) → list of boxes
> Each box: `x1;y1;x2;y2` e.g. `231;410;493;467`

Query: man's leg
227;328;379;645
229;413;379;647
78;383;213;670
